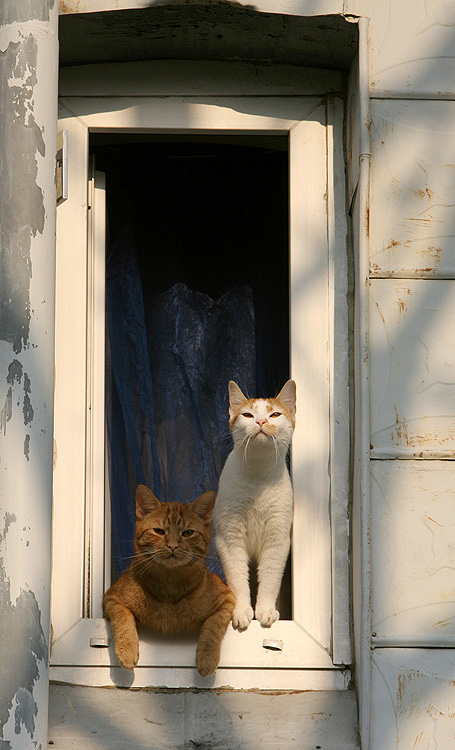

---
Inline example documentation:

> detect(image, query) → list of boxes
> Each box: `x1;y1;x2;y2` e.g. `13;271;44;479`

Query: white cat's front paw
255;605;280;627
232;606;254;630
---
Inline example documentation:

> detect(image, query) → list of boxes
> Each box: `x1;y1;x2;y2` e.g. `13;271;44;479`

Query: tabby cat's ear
136;484;161;520
228;381;247;419
191;491;216;525
276;379;297;419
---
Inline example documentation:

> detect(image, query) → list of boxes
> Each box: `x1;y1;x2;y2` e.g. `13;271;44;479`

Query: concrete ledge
48;684;359;749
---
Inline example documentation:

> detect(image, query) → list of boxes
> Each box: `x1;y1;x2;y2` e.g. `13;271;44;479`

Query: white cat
213;380;296;630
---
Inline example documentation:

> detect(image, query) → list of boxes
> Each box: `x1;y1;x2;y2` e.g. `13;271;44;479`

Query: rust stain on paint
425;513;443;527
59;0;82;13
393;406;409;445
397;286;412;314
396;669;421;705
374;300;386;326
434;618;451;629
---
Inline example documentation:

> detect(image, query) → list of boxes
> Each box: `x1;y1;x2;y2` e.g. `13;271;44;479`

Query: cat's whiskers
184;554;207;570
232;431;250;456
242;435;253;468
272;434;279;466
132;548;168;576
133;557;157;578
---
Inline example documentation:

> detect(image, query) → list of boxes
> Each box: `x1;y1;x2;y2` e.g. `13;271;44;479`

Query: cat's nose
256;418;267;427
167;542;179;552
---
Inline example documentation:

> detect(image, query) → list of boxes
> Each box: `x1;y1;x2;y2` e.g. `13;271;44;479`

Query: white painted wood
370;100;455;278
345;0;455;99
371;648;455;750
50;666;350;691
289;106;331;652
59;0;345;17
52;93;350;685
370;279;455;457
51;618;335;669
352;21;373;750
346;54;360;209
52;106;89;641
337;21;373;746
371;460;455;644
59;60;342;97
327;97;351;666
59;95;324;133
87;168;107;618
350;187;363;696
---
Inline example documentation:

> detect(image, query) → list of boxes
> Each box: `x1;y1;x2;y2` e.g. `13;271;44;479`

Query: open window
51;94;350;690
94;134;291;609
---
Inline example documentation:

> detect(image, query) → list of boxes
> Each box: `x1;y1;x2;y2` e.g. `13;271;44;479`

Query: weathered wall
52;1;455;748
347;0;455;748
0;2;58;748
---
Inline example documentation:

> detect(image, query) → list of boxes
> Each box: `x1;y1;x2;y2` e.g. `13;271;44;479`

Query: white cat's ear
276;380;296;419
136;484;161;520
191;491;216;524
228;381;247;418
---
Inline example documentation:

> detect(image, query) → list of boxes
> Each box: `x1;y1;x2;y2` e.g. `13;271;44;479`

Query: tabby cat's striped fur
103;485;235;677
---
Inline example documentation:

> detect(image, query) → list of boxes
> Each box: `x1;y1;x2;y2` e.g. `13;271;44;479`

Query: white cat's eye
181;529;194;537
270;412;282;418
242;412;254;418
153;528;165;535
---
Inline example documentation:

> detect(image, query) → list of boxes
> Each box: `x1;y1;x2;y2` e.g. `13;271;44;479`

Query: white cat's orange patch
271;397;296;428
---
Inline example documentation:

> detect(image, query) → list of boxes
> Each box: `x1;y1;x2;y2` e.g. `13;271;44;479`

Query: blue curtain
106;228;257;578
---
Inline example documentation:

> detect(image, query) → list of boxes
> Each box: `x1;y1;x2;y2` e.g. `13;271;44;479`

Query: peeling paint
0;514;48;746
0;36;46;355
0;388;13;435
23;433;31;461
6;360;23;385
0;3;58;748
0;0;55;25
22;373;34;425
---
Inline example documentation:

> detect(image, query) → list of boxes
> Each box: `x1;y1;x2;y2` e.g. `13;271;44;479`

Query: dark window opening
91;134;291;618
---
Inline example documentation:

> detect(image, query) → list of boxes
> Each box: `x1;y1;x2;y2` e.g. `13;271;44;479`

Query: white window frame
51;93;350;690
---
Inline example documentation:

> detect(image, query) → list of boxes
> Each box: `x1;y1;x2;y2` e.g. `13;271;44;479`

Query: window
51;93;350;690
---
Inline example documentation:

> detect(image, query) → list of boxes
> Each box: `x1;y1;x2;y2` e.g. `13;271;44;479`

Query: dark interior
91;134;292;617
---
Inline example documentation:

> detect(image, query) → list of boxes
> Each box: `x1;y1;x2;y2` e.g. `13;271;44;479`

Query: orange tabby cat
103;484;235;677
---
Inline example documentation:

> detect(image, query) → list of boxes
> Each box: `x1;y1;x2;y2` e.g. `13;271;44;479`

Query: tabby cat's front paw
115;640;139;670
255;605;280;627
232;606;254;630
196;650;219;678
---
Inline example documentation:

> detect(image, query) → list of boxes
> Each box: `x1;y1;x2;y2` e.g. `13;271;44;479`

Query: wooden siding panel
369;100;455;278
370;279;455;457
371;461;455;645
346;0;455;98
371;649;455;750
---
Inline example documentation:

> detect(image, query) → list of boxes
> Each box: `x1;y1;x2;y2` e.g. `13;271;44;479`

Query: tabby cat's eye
181;529;194;537
154;528;165;535
242;412;254;418
270;412;282;418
